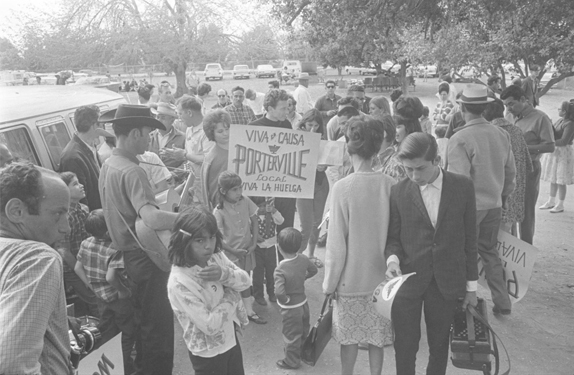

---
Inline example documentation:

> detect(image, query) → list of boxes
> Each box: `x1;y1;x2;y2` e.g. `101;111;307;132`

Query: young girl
167;206;251;375
296;109;329;268
213;171;265;324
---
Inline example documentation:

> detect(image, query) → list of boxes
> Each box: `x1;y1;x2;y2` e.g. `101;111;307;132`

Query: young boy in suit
385;133;478;375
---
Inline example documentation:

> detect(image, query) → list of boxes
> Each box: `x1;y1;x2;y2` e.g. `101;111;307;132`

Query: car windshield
235;65;248;70
258;65;273;70
206;65;220;69
75;76;110;85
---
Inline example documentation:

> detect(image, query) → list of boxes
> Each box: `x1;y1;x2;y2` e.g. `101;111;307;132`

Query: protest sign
478;230;538;303
229;125;321;198
76;334;124;375
372;272;416;320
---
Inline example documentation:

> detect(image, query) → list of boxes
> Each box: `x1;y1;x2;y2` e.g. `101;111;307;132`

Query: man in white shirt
292;73;313;114
245;89;266;118
386;132;478;375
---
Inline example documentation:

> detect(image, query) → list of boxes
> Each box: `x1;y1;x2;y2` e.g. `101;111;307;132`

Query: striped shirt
77;237;126;302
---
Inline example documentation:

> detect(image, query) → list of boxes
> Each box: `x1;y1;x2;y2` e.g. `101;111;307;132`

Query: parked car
256;64;276;78
282;60;302;75
233;65;251;79
416;65;438;78
0;85;125;171
345;66;377;75
204;63;223;81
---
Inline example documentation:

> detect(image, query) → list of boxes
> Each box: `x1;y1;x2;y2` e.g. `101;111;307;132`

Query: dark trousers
97;297;136;375
64;270;100;317
124;249;174;375
280;302;310;368
253;245;277;299
520;159;541;245
275;197;296;262
188;340;244;375
392;278;458;375
477;208;511;310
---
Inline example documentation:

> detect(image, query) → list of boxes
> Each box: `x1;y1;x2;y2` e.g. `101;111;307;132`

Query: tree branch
539;72;574;97
287;0;312;27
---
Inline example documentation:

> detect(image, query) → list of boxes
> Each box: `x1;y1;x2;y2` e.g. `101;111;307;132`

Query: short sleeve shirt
99;148;158;251
515;106;555;161
77;237;125;302
137;151;171;188
213;197;258;251
185;124;214;176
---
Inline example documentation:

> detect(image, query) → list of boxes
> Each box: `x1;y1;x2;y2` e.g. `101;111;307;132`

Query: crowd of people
0;68;573;375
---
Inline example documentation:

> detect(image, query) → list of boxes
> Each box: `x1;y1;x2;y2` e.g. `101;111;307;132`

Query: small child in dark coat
274;227;318;369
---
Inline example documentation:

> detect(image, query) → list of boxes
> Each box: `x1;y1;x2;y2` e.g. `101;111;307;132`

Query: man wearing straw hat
98;104;183;374
292;72;314;115
446;84;516;316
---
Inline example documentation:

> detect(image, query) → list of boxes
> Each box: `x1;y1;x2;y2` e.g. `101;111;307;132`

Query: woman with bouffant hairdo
379;97;424;181
323;118;395;375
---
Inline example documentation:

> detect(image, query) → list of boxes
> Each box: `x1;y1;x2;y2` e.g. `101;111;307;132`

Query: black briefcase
450;298;511;375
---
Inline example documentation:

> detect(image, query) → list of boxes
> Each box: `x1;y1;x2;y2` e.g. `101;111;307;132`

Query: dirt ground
125;73;573;374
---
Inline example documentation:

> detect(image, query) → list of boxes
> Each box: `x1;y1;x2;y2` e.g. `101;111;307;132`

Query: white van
282;60;302;75
0;85;126;171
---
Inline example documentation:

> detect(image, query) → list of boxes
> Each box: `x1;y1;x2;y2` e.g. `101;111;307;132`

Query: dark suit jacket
385;170;478;301
148;128;186;168
59;134;102;210
521;77;539;107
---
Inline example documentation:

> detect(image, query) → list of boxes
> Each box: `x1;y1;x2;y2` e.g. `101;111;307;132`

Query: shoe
492;306;511;315
255;297;267;306
550;206;564;213
248;314;267;324
539;201;555;209
276;359;300;370
268;295;277;303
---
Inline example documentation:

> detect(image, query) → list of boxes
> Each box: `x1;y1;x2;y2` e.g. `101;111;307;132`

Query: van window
38;121;71;170
0;126;40;165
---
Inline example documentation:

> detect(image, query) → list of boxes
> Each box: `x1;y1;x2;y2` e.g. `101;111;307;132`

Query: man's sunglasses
326;85;335;89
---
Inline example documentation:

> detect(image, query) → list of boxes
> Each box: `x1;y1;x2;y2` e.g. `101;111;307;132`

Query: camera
69;316;102;368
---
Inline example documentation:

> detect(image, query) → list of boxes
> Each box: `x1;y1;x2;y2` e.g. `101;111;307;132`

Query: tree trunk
498;62;507;90
539;72;574;98
400;61;408;94
174;62;188;98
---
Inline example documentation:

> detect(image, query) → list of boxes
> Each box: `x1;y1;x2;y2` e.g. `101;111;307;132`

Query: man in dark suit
386;133;478;375
59;105;104;210
521;65;540;108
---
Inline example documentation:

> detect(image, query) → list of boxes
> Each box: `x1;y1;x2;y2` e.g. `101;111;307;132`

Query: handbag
301;296;333;366
450;298;511;375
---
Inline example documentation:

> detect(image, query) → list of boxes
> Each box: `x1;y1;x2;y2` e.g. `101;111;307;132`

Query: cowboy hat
151;102;178;118
457;84;495;104
98;104;165;130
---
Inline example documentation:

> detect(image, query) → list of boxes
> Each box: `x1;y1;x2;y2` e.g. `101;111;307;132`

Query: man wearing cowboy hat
98;104;183;374
292;72;314;114
149;102;186;170
446;84;516;315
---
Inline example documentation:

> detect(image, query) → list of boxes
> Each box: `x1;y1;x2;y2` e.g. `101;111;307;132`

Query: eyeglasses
326;86;335;89
218;95;226;98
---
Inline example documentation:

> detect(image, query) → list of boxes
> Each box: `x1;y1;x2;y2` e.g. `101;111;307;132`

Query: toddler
252;197;284;306
274;228;318;369
58;171;99;316
74;209;135;375
167;206;251;375
213;171;264;324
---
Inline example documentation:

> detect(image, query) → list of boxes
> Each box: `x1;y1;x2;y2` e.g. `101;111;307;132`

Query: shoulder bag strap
110;202;163;261
468;305;511;375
